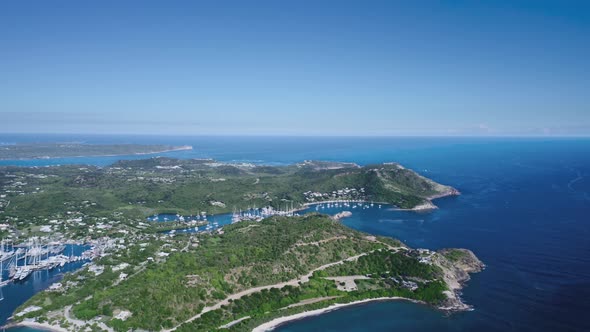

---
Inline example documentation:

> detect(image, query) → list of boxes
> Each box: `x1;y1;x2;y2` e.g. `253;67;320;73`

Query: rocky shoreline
391;187;460;211
436;249;485;311
252;248;484;331
428;188;461;201
331;211;352;220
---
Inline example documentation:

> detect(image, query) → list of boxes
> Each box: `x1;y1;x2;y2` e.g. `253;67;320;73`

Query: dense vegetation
176;278;447;332
3;158;466;331
441;248;469;262
16;215;462;332
0;158;456;232
317;250;443;280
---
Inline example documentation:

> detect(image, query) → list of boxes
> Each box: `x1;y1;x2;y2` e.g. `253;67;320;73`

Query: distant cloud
477;123;492;133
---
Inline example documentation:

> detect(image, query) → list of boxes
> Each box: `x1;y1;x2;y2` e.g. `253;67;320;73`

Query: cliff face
434;249;485;311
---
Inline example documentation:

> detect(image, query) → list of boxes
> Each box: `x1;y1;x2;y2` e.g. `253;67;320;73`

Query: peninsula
0;143;192;160
0;159;476;332
8;215;483;332
0;158;458;230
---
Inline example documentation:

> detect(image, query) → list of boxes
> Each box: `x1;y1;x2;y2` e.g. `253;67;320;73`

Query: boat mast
0;258;4;301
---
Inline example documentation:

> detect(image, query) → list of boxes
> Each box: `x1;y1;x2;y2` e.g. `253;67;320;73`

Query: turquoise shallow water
1;135;589;332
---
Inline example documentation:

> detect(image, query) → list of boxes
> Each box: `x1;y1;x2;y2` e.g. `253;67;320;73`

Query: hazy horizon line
1;132;589;139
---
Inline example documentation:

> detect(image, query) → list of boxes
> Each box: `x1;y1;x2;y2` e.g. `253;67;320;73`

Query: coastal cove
0;136;589;332
252;297;427;332
150;199;440;237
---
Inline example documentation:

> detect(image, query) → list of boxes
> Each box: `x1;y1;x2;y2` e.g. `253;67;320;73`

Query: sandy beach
252;297;424;332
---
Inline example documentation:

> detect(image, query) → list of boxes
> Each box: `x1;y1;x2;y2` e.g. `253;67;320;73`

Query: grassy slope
17;216;386;328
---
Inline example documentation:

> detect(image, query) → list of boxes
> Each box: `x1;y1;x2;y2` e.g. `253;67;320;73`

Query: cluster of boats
204;221;219;231
0;239;89;292
168;220;219;234
314;201;382;211
151;212;209;223
9;254;74;281
159;201;383;236
156;204;303;235
231;204;299;224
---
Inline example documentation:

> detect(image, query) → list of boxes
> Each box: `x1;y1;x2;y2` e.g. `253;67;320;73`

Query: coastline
0;145;193;161
302;199;389;207
302;190;459;213
390;201;438;211
393;188;461;211
252;297;425;332
427;188;461;201
3;320;68;332
149;196;448;226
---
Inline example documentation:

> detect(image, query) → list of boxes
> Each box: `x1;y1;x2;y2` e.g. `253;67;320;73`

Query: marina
0;243;91;326
150;204;304;235
309;200;382;211
150;201;387;237
0;240;93;287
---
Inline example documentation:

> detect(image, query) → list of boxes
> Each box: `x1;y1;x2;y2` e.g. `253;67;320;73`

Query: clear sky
1;1;589;136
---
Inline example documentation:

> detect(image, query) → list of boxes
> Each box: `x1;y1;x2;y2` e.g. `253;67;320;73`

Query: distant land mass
0;143;193;160
0;159;459;228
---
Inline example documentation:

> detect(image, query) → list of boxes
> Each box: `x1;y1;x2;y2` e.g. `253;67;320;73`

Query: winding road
164;241;402;332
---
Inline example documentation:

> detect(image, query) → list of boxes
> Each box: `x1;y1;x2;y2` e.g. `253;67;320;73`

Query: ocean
0;135;589;332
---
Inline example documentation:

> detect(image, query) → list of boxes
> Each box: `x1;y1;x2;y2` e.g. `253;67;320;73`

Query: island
0;159;477;332
0;143;192;160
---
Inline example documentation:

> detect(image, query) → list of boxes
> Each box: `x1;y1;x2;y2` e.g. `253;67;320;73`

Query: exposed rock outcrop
332;211;352;220
434;249;485;311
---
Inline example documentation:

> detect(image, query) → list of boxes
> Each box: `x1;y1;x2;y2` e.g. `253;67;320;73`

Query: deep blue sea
1;134;589;332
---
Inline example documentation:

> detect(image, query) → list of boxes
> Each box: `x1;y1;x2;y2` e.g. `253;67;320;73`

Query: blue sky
1;1;589;136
